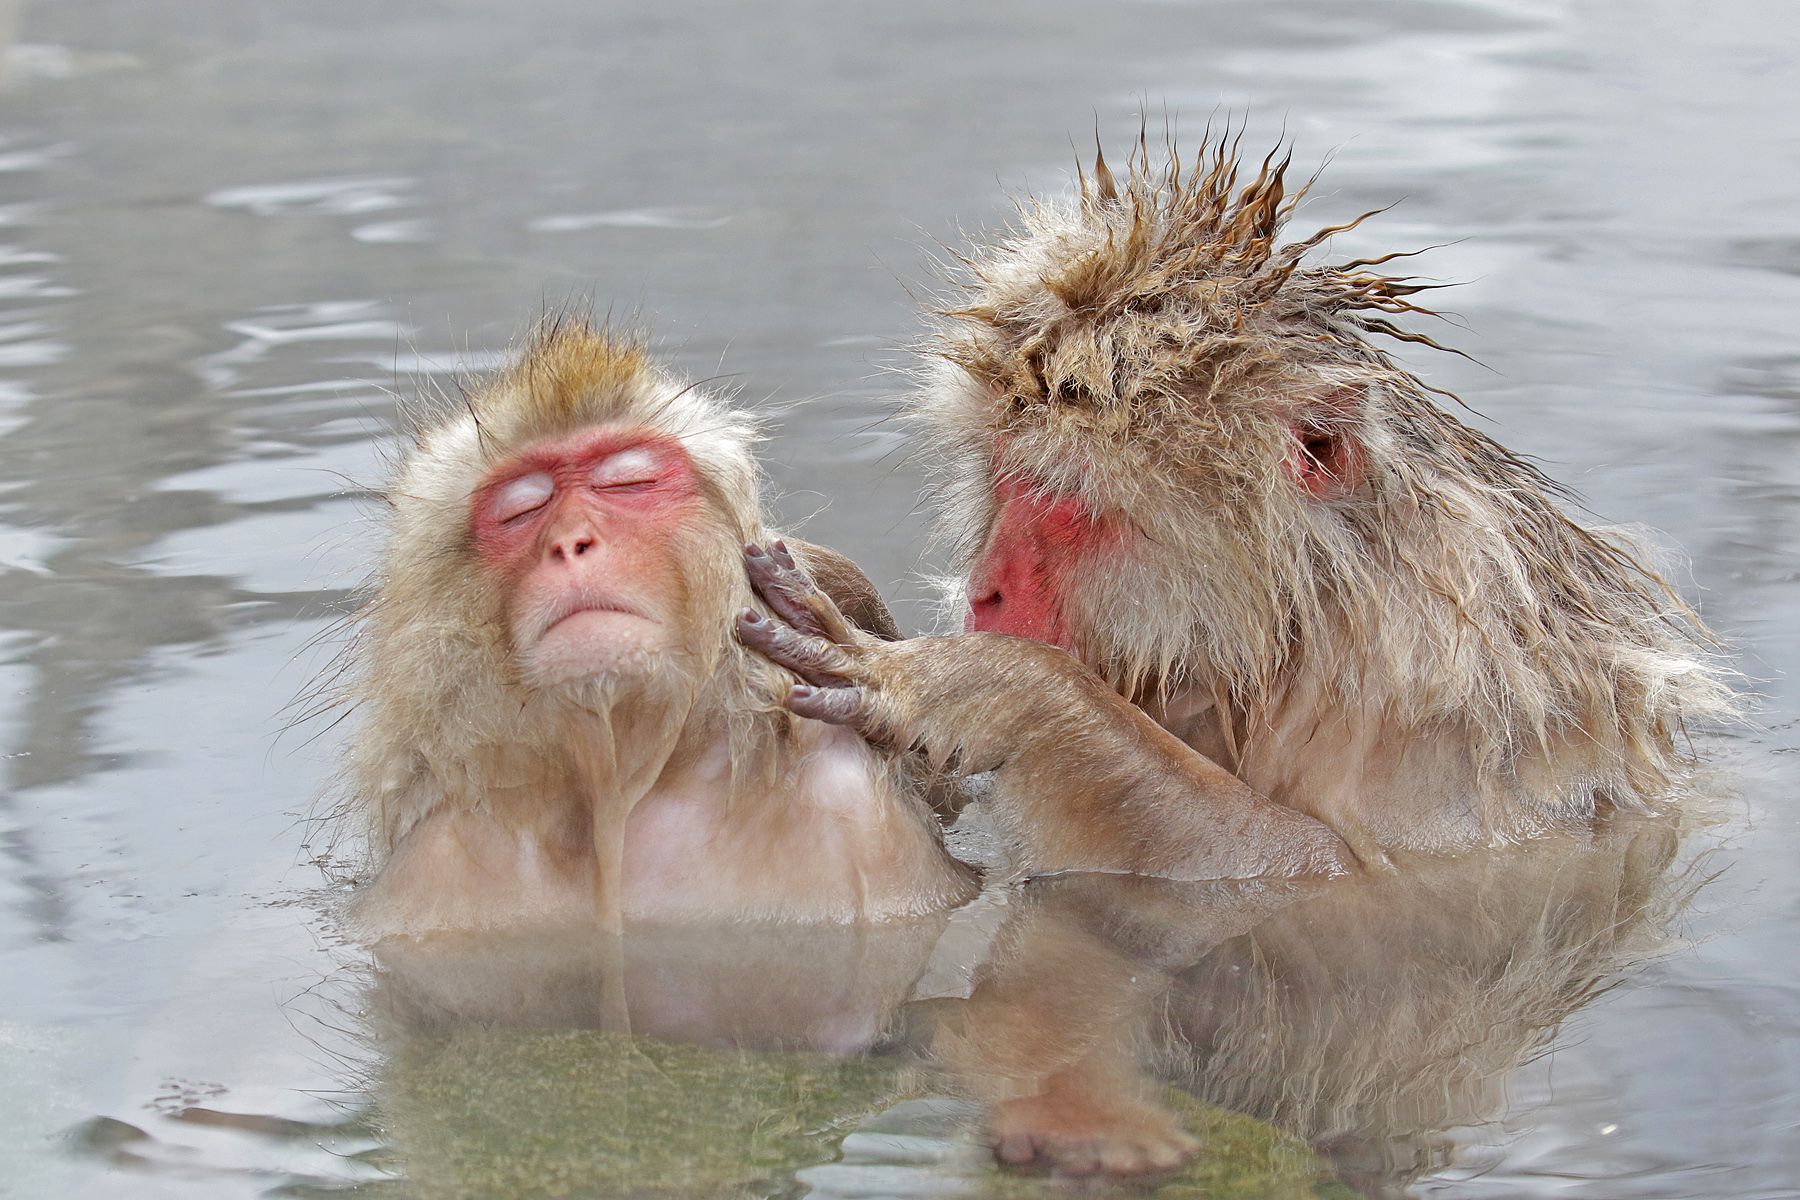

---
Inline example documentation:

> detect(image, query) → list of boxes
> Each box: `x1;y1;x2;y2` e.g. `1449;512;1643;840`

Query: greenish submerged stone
344;1029;1349;1199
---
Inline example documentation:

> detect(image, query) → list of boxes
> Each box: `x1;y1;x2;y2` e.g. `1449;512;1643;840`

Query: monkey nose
966;587;1003;630
549;533;597;562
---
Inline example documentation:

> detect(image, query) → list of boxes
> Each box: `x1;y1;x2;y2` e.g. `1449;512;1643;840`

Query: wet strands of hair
916;127;1736;856
319;320;974;938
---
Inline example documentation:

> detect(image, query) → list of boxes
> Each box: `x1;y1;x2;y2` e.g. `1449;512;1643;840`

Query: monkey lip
539;601;653;639
543;604;651;633
523;602;666;687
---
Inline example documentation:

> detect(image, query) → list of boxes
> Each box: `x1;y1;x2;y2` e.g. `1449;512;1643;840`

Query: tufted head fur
917;128;1735;843
337;318;792;861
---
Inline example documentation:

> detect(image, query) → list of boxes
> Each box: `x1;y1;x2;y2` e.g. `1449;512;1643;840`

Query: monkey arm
737;545;1355;882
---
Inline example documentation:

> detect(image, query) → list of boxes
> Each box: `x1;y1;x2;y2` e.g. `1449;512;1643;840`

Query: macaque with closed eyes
331;320;975;939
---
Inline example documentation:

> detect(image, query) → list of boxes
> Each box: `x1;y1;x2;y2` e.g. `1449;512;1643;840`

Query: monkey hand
739;539;1056;770
739;538;1097;770
737;540;899;745
738;541;1353;880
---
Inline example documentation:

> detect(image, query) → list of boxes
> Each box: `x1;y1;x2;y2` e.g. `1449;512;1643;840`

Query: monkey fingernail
738;609;762;625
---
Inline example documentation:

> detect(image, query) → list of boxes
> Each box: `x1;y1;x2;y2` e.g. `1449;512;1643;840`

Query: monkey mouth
545;601;646;631
521;600;666;690
527;595;657;647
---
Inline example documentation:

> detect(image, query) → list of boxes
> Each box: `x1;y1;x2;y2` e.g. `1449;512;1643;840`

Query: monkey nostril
972;588;1003;611
550;536;598;563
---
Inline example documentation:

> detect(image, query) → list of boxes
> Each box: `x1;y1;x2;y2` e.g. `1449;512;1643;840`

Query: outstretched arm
737;543;1354;882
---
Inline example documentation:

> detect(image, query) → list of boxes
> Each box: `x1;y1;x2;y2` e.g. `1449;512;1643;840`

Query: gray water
1;0;1797;1196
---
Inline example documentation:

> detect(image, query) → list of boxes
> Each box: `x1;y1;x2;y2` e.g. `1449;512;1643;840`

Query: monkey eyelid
588;446;662;489
491;471;555;523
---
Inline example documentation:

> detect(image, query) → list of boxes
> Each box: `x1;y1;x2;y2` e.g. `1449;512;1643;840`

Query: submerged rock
358;1028;1348;1199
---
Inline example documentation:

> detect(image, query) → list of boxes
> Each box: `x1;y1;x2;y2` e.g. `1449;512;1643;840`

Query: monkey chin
519;609;673;691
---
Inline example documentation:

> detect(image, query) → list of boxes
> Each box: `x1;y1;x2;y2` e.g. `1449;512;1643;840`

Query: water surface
1;1;1797;1196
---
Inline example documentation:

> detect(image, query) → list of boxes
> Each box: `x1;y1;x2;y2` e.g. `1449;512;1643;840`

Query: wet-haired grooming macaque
335;321;974;938
743;130;1732;870
732;136;1731;1179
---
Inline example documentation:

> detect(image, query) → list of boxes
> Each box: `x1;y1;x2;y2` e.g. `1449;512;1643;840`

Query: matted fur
917;129;1735;846
332;318;795;863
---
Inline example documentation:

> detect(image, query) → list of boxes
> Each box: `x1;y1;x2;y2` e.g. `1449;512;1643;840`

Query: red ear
1284;405;1367;500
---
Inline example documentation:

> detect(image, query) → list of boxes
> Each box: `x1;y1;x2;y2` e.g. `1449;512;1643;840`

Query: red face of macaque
470;427;706;688
965;475;1109;653
967;415;1362;654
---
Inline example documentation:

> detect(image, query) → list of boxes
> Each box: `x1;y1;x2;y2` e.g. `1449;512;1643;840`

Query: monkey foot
989;1088;1201;1179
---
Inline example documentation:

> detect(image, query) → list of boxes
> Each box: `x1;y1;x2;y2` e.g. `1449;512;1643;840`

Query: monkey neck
556;676;704;933
557;677;704;800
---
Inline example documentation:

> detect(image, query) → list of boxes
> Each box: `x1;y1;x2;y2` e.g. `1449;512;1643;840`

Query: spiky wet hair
919;130;1734;812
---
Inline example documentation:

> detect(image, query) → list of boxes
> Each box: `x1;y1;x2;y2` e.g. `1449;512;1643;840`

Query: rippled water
1;1;1797;1196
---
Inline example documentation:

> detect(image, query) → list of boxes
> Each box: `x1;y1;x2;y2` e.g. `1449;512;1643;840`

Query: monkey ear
1285;391;1368;501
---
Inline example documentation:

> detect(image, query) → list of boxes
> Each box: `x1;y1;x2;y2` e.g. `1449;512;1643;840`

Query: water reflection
354;921;953;1198
344;814;1692;1197
939;815;1691;1194
0;0;1795;1194
371;919;949;1052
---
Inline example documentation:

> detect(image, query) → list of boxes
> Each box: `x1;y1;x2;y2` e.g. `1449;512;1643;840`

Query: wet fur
918;129;1736;852
323;320;970;930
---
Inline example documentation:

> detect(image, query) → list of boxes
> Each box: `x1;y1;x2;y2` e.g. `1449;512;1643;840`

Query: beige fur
320;319;974;934
346;322;775;852
915;129;1735;853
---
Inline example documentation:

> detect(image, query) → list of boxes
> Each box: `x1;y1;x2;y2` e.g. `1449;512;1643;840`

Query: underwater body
2;1;1798;1196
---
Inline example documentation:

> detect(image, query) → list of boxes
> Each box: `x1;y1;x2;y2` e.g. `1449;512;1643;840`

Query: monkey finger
745;542;858;646
785;683;878;737
745;544;829;637
736;609;859;686
771;539;859;644
767;539;801;573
